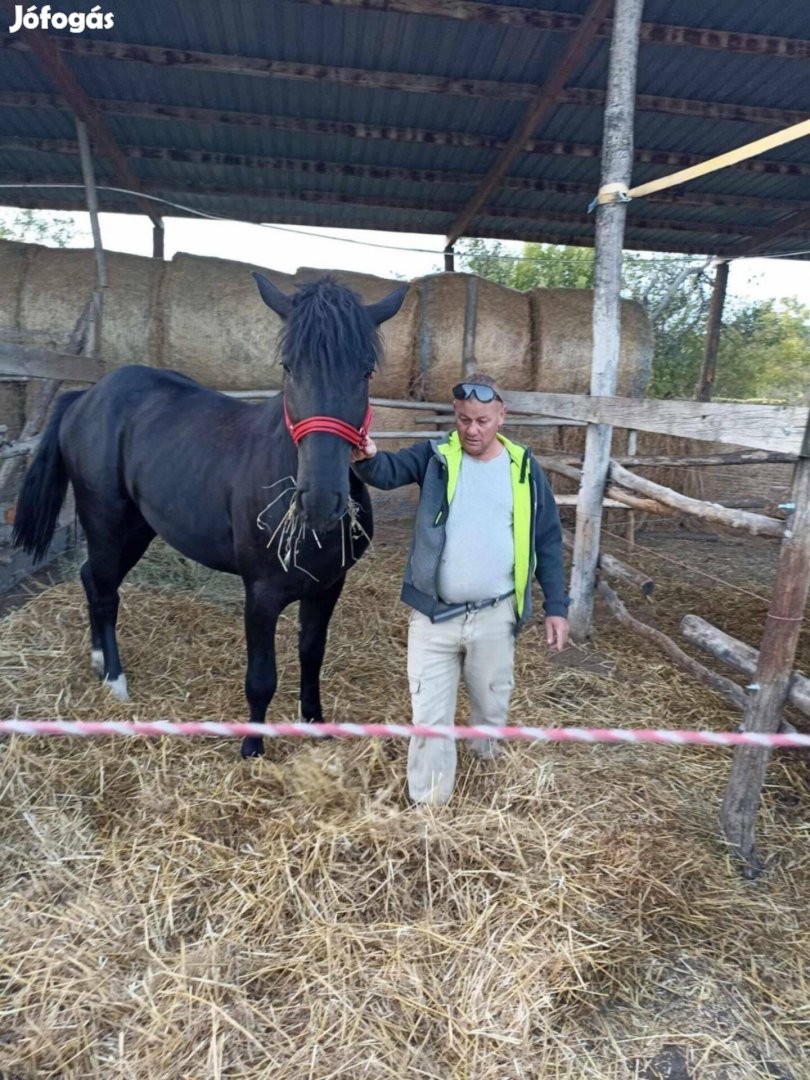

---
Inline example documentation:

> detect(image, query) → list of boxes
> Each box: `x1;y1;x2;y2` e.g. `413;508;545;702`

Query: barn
1;2;809;1075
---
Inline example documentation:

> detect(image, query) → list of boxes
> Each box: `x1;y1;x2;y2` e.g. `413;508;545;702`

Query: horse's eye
282;364;291;374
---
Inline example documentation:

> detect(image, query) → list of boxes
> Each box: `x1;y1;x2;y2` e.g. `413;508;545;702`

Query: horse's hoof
103;673;129;702
90;649;104;678
241;737;265;759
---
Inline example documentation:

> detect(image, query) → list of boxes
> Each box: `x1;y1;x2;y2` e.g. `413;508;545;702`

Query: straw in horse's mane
280;276;383;377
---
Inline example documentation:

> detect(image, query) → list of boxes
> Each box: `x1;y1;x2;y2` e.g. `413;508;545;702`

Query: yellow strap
595;117;810;206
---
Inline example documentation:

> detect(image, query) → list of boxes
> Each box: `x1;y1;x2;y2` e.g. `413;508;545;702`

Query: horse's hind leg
298;576;346;725
81;515;155;700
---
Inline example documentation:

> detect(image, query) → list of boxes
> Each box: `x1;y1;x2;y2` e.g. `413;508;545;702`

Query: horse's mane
280;276;382;377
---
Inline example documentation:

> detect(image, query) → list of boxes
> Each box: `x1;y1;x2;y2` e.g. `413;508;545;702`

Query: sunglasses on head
452;382;503;404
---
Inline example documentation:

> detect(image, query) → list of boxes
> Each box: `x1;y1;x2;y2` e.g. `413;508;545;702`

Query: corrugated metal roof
0;0;808;259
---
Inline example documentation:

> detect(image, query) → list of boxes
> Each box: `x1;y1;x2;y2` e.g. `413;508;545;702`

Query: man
351;373;569;805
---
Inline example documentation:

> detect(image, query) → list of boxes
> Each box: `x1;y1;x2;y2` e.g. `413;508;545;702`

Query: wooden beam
0;342;106;382
5;125;809;184
1;153;796;232
569;0;643;643
681;614;810;718
0;197;734;256
596;580;749;712
695;260;729;402
444;0;612;247
4;87;806;149
285;0;810;59
724;207;810;259
561;449;798;467
0;23;161;229
500;391;809;455
2;31;809;113
0;150;769;241
609;459;785;537
720;450;810;875
562;530;654;595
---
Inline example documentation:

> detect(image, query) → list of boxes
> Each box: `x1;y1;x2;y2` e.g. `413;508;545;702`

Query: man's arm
532;460;570;618
350;439;433;490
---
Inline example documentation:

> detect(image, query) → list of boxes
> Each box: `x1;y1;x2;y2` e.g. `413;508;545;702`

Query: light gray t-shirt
437;447;514;604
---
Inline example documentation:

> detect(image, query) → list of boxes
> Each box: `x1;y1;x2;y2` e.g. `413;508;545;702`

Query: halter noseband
283;397;373;450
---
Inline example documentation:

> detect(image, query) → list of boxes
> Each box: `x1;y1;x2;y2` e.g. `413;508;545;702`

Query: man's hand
350;436;378;463
545;616;569;652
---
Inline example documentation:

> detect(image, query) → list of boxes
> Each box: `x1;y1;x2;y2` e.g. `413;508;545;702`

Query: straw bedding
0;534;808;1078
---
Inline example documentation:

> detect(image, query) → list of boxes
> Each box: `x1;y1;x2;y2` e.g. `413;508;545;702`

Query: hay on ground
0;537;808;1078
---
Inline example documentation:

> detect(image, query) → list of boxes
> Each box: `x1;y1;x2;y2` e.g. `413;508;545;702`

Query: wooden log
610;459;784;537
0;341;105;383
590;449;797;468
414;415;587;427
562;531;654;595
0;437;40;461
596;580;748;711
568;0;644;640
539;457;676;516
681;614;810;718
500;391;808;455
720;453;810;875
625;429;637;546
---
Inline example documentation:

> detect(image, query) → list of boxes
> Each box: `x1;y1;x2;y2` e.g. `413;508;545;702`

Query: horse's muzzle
296;487;347;532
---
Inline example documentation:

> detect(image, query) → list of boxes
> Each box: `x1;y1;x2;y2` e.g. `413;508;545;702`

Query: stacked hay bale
0;240;655;519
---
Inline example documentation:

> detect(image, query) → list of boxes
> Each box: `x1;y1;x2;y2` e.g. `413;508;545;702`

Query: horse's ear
252;271;292;319
365;284;408;326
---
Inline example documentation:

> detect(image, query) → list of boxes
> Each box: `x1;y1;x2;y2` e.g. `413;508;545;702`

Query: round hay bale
529;288;653;397
465;274;532;391
15;243;155;368
161;254;292;389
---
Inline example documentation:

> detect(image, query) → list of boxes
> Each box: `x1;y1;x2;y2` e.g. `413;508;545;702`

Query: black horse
13;273;407;757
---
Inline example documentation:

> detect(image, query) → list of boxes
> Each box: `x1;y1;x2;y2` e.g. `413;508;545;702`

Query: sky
2;207;810;307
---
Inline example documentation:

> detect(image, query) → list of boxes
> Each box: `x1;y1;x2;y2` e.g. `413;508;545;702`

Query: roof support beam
8;132;810;184
287;0;810;59
2;85;805;132
0;158;769;239
0;196;742;256
0;172;766;239
724;208;810;258
444;0;613;249
0;22;161;228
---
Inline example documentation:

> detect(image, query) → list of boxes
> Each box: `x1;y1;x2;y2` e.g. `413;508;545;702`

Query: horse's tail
12;390;85;561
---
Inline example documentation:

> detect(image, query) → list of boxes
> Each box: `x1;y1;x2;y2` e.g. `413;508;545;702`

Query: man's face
453;396;506;457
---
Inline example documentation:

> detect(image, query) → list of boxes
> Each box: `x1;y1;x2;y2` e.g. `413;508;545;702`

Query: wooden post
568;0;644;641
695;259;729;402
444;246;455;272
153;220;165;259
75;118;107;360
625;428;637;545
461;275;478;377
720;422;810;875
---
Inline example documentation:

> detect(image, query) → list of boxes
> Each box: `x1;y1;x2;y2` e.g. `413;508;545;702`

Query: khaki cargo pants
407;596;517;805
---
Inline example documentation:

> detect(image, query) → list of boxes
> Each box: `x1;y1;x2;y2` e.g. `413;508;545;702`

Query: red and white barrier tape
1;719;809;748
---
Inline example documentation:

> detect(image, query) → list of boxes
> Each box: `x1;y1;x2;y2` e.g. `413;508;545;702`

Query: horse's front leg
240;580;285;759
299;576;346;723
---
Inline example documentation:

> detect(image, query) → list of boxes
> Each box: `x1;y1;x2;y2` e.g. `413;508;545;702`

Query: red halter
283;397;373;450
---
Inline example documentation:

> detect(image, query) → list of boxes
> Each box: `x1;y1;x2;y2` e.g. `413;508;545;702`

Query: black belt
433;591;513;622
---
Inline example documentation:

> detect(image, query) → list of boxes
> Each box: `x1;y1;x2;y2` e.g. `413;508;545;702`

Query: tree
457;239;810;402
0;209;76;248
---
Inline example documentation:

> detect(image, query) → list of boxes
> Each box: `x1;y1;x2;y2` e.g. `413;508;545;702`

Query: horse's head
253;272;407;532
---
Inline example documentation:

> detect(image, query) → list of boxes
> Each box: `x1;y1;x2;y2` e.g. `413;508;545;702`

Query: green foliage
0;209;76;248
457;240;810;403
